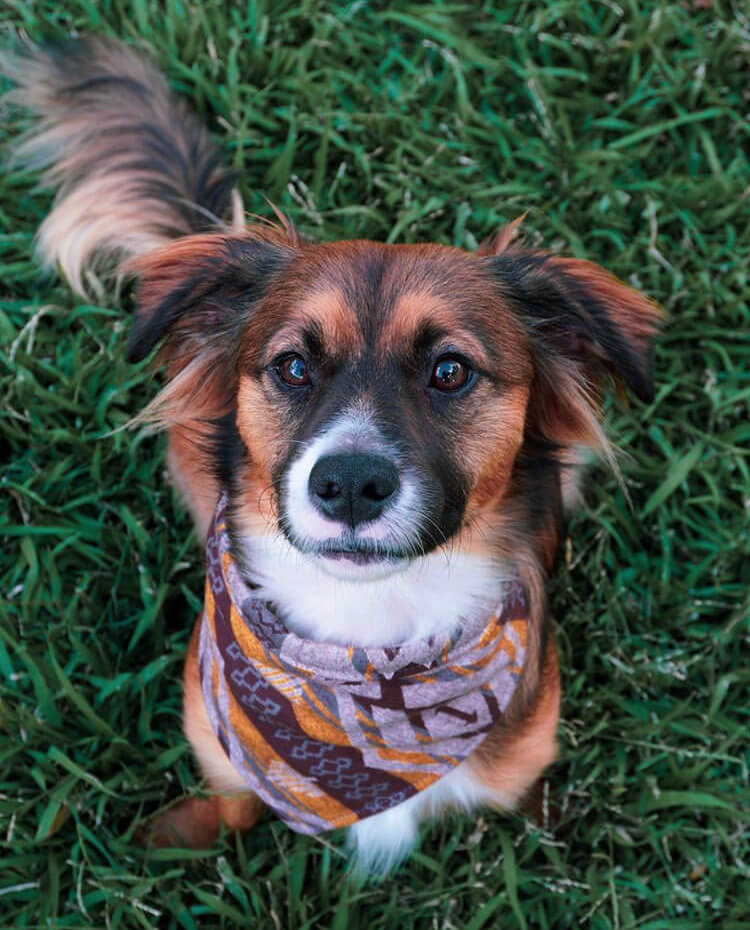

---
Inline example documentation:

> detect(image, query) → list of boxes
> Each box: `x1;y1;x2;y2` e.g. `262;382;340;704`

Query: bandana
199;494;528;835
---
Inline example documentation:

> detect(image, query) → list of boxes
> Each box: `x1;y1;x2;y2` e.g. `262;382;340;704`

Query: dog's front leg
146;618;264;848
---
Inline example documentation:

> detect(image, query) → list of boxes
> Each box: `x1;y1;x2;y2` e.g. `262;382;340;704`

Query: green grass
1;1;748;927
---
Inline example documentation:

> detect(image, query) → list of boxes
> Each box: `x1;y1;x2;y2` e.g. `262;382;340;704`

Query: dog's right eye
429;356;472;393
275;354;311;387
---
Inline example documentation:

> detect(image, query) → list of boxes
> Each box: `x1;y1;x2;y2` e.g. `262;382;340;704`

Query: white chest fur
237;530;510;647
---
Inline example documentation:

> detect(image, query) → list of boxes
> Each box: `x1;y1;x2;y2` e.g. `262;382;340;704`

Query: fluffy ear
487;250;663;446
126;232;292;363
125;232;293;428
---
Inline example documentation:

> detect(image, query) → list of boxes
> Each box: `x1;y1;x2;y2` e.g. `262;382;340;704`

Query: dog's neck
234;530;510;647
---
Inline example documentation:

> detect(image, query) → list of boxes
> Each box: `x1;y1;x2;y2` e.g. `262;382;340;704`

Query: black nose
308;453;400;527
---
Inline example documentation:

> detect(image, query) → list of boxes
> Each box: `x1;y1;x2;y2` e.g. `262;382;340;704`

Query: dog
3;37;661;873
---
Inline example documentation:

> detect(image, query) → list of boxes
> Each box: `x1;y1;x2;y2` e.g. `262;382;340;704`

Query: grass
1;1;748;927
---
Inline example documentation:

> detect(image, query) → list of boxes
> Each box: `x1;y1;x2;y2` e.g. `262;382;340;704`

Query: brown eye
430;357;471;392
277;354;310;386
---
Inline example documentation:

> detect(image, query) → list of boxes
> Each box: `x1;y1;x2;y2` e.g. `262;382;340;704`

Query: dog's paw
139;797;222;849
138;793;265;849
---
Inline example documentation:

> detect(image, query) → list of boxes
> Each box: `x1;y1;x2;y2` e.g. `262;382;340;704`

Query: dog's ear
487;250;663;445
126;232;292;363
125;232;293;430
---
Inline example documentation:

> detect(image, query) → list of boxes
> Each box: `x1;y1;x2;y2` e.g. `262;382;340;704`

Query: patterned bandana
199;494;528;835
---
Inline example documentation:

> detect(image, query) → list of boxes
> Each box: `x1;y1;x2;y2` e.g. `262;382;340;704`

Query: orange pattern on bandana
199;495;528;834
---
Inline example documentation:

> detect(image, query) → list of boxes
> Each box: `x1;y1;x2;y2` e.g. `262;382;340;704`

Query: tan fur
148;620;263;847
1;38;239;296
469;640;561;804
166;427;220;539
261;289;364;363
233;376;287;532
476;214;528;256
381;292;496;371
37;175;170;294
462;384;531;511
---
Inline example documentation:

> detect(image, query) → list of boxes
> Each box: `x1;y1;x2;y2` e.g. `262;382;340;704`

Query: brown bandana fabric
199;494;528;835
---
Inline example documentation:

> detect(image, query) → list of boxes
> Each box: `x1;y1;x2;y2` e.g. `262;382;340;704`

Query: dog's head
127;226;661;629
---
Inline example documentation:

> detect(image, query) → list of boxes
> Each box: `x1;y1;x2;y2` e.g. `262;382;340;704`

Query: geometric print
199;494;528;835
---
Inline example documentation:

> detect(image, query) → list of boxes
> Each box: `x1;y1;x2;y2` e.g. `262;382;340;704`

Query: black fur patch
488;253;654;401
45;38;237;226
210;410;246;492
126;238;291;362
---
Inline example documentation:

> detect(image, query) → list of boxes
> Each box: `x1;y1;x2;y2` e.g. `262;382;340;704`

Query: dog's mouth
288;533;411;578
317;546;405;566
280;521;410;563
314;545;408;580
314;537;407;564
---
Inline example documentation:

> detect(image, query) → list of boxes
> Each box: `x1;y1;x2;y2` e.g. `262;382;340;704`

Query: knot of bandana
199;494;528;834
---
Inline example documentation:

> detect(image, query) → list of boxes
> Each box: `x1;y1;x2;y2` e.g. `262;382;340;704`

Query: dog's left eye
429;356;472;392
276;354;311;387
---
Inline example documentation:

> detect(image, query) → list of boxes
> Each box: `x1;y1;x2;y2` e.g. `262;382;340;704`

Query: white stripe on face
281;408;426;558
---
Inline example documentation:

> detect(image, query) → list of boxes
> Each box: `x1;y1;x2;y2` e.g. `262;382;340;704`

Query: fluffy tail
1;36;242;295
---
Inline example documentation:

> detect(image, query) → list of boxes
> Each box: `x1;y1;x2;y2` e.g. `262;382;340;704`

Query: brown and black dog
3;37;661;871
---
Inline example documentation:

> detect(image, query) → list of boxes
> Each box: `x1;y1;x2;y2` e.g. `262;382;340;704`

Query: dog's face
129;231;660;589
232;241;535;581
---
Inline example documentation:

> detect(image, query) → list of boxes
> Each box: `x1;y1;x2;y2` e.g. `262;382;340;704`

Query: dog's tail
1;36;242;296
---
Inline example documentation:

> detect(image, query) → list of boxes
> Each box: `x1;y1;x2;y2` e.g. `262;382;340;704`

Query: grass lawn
1;2;748;927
